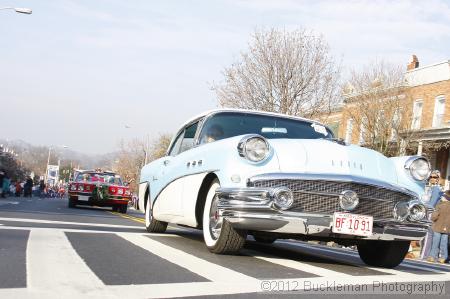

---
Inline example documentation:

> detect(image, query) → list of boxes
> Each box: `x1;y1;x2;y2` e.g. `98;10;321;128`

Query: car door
153;121;201;218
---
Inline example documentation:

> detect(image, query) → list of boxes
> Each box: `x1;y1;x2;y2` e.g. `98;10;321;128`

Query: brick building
322;57;450;188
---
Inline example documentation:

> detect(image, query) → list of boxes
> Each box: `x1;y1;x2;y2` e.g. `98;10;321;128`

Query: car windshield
75;173;124;185
199;112;333;144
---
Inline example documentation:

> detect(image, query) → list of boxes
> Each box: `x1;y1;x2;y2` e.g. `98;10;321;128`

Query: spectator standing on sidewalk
0;171;4;198
2;174;10;198
421;170;444;259
39;180;46;198
427;190;450;263
15;181;22;197
24;176;33;197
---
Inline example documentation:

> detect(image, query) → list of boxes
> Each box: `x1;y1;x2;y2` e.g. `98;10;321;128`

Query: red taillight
109;186;117;194
84;184;92;192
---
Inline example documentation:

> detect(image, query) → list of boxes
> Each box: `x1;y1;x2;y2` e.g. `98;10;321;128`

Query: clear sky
1;0;449;154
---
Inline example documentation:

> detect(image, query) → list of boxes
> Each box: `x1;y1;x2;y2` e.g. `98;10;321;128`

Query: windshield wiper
321;137;347;146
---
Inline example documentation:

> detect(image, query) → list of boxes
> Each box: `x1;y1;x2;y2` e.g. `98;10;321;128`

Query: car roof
179;108;324;130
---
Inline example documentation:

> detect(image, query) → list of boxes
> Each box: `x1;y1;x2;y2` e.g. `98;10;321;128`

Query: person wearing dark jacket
24;176;33;197
427;190;450;263
0;171;4;198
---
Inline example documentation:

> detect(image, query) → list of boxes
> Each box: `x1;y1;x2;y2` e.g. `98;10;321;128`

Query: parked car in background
138;109;431;268
68;170;131;213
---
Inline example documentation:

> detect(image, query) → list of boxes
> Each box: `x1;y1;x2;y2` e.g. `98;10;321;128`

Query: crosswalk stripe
242;249;353;278
108;281;258;299
0;217;141;229
277;240;447;274
26;229;111;298
118;233;259;283
0;225;180;236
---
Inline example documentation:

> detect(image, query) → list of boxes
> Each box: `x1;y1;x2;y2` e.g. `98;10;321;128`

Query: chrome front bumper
216;187;430;241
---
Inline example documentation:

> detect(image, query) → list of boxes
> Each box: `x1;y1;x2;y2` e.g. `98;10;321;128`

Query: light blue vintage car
138;109;431;268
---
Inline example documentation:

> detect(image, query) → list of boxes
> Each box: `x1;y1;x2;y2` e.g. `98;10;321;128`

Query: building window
345;119;353;143
411;100;423;130
432;96;446;128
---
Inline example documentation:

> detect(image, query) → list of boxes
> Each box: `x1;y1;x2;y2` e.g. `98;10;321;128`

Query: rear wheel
202;179;247;254
112;206;118;212
145;192;167;233
357;240;410;268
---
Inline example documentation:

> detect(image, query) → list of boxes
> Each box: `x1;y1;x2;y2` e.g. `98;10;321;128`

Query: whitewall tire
145;192;167;233
202;179;247;254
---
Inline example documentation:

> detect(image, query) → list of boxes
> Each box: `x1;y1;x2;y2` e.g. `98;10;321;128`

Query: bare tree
212;28;341;118
114;134;172;192
343;61;421;156
115;138;146;192
148;134;172;161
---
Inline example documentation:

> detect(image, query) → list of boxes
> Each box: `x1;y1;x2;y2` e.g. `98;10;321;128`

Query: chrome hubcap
209;195;223;240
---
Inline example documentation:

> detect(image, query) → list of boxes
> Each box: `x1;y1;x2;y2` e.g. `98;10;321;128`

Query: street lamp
0;7;32;14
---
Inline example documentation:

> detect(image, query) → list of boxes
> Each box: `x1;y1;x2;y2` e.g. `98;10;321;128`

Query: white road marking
26;229;114;298
108;282;257;299
278;240;448;273
0;201;19;205
0;217;141;229
0;227;447;298
0;225;179;236
118;233;259;283
243;249;352;278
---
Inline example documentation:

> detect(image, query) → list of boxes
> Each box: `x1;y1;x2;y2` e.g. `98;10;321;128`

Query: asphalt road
0;196;449;299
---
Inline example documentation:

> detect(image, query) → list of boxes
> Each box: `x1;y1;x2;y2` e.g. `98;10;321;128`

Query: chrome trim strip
291;189;398;203
222;211;428;240
247;173;418;199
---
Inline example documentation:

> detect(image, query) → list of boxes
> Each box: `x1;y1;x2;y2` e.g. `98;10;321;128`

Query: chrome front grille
250;179;414;219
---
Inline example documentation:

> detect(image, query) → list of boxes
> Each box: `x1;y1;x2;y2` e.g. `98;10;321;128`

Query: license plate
78;196;89;201
332;212;373;236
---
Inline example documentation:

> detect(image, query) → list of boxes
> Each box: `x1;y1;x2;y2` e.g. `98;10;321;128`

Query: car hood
269;139;399;184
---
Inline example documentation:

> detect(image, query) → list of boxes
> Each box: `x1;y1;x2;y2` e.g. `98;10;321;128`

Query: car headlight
405;157;431;181
237;135;270;162
393;200;427;222
409;202;427;221
272;187;294;210
393;201;410;221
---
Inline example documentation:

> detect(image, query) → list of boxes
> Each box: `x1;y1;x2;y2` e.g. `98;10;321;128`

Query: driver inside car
202;124;224;143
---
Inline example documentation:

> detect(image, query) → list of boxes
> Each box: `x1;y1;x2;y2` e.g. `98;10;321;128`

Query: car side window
179;122;199;154
169;131;184;156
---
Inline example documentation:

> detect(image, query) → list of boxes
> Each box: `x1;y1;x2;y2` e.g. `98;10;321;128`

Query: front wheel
357;240;410;268
119;205;127;214
202;179;247;254
68;198;76;208
145;192;167;233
